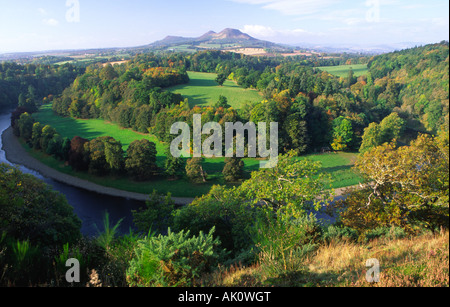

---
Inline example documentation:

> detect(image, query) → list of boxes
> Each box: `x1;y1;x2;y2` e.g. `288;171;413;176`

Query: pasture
318;64;368;78
167;71;263;109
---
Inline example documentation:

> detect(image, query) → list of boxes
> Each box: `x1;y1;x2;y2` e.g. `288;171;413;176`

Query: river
0;111;146;237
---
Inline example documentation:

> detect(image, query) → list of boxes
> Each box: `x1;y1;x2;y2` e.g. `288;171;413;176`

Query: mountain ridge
149;28;275;48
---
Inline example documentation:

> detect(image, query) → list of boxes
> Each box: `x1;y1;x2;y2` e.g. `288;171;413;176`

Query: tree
16;113;35;142
68;136;89;171
46;134;63;158
360;113;406;153
283;114;309;154
215;95;230;109
173;152;332;252
379;112;405;144
105;139;125;175
61;137;72;161
222;157;244;182
31;122;44;150
341;132;449;234
164;148;185;179
346;67;355;88
100;64;119;80
132;191;175;233
331;117;354;151
359;122;383;154
39;125;57;153
18;93;27;109
186;157;207;183
84;137;110;176
0;163;82;248
215;73;228;86
125;139;158;181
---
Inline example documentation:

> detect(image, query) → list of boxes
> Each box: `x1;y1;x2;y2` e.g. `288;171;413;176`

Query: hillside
148;28;282;50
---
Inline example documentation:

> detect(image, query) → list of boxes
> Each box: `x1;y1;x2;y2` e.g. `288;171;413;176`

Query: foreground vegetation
202;230;449;287
1;128;448;287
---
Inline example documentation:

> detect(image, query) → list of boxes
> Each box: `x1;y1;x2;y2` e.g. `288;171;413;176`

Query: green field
30;104;363;197
318;64;368;78
167;71;263;109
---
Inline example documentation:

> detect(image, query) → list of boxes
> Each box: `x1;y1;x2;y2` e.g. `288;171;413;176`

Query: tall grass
204;230;449;287
96;211;124;253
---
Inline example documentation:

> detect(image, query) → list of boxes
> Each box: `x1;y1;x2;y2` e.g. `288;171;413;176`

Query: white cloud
240;25;278;37
43;18;59;27
240;24;320;43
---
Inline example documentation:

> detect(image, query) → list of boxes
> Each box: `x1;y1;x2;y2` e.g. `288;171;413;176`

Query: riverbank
1;127;195;205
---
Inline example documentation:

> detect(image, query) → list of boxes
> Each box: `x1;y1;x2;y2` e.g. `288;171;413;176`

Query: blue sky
0;0;448;53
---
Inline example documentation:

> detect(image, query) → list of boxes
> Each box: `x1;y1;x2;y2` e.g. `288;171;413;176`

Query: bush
222;157;245;182
126;227;227;287
132;191;175;234
185;157;207;183
363;226;407;242
0;163;82;248
321;225;359;244
251;214;322;277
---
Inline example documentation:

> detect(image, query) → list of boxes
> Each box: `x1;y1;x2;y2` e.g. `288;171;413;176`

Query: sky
0;0;448;53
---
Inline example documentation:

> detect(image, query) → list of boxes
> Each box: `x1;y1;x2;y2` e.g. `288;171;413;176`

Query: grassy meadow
167;71;263;108
318;64;368;78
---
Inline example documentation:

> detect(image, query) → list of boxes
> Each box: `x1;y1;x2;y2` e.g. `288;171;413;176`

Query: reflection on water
0;111;145;237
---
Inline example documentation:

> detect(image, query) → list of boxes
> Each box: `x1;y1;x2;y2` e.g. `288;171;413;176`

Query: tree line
12;110;245;183
0;61;83;111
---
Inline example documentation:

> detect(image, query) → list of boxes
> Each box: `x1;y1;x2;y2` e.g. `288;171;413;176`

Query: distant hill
148;28;280;49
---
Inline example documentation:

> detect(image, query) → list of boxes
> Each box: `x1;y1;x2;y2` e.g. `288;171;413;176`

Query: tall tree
105;139;125;175
164;147;185;180
125;139;158;181
68;136;89;171
331;117;354;151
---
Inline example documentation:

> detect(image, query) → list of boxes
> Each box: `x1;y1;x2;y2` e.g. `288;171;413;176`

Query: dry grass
205;231;449;287
309;230;449;287
102;60;129;67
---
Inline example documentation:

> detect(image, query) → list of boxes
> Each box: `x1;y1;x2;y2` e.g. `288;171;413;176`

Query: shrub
363;226;407;242
132;191;175;234
126;227;227;287
222;157;245;182
321;225;359;244
251;214;322;277
185;157;207;183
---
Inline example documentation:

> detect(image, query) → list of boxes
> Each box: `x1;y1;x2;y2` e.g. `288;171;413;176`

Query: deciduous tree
125;139;158;181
